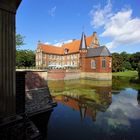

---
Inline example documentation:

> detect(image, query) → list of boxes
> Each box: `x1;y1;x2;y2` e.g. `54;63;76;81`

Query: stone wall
48;69;112;80
47;69;65;80
81;72;112;80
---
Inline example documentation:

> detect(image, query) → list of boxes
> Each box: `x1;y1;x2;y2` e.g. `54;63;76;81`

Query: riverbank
112;71;138;77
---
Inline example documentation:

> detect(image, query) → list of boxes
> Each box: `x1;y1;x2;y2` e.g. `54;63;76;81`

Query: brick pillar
0;0;22;120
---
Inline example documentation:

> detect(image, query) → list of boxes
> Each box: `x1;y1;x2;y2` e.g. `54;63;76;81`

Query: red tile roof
38;33;97;55
38;44;63;55
86;35;93;47
62;40;81;54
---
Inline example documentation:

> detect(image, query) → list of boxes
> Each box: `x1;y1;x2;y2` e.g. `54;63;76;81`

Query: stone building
36;32;112;74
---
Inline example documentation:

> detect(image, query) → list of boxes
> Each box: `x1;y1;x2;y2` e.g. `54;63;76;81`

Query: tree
129;52;140;70
16;50;35;68
112;53;123;72
120;51;130;61
16;34;25;48
122;61;132;71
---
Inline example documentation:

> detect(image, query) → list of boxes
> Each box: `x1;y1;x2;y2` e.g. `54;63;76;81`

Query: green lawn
112;71;138;77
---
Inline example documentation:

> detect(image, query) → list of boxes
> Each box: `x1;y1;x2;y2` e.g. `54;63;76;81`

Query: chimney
93;32;97;36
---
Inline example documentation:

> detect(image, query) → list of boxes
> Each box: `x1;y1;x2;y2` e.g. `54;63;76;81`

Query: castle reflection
48;80;112;121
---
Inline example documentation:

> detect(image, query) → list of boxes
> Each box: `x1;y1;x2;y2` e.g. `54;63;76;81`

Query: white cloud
90;0;112;28
45;42;51;45
48;6;56;17
90;1;140;49
53;39;73;47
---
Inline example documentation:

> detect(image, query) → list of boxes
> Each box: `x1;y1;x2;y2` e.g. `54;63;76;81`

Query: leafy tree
16;34;25;48
16;50;35;68
130;52;140;70
120;51;130;61
122;61;132;71
112;53;123;72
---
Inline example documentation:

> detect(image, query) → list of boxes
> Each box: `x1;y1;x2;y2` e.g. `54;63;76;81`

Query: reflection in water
49;80;112;122
47;78;140;140
53;86;112;122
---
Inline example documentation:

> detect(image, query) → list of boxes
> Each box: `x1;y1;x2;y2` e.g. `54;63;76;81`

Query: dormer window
64;48;69;54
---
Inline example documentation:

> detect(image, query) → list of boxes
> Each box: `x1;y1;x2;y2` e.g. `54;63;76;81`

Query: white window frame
91;60;96;69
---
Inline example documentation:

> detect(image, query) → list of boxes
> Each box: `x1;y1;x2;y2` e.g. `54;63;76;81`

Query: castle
36;32;112;79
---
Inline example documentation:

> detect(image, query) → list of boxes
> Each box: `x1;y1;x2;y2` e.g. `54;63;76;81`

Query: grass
112;70;138;77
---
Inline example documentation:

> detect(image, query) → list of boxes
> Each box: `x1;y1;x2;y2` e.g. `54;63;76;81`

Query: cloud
48;6;56;17
90;0;112;28
45;42;51;45
90;1;140;49
54;39;73;47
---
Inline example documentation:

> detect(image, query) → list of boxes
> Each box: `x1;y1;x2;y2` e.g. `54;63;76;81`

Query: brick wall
84;56;112;73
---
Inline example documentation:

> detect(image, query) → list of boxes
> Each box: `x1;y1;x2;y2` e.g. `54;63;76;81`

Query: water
46;77;140;140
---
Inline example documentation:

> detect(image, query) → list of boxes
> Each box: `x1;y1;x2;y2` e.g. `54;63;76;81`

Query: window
102;58;106;68
49;55;52;59
42;53;46;58
91;60;96;69
109;59;112;68
43;60;45;65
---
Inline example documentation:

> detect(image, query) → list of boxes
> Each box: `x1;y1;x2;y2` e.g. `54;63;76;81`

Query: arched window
102;58;106;68
91;60;96;69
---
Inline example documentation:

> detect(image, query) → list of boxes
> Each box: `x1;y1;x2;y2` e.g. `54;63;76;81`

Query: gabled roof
86;35;93;47
62;40;81;54
38;43;63;55
86;46;112;57
37;32;101;55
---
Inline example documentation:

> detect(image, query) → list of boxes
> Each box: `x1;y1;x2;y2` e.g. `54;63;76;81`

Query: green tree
130;52;140;70
112;53;123;72
120;51;130;61
120;51;132;71
122;61;132;71
16;50;35;68
16;34;25;48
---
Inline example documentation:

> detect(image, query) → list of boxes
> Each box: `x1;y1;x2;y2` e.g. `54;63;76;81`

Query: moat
43;77;140;140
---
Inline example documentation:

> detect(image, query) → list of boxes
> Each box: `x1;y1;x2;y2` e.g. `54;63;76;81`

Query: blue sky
16;0;140;53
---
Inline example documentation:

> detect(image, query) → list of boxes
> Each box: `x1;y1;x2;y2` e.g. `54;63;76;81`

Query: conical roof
80;32;87;50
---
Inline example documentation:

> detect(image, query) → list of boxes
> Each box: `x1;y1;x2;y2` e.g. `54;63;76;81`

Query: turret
80;32;87;50
79;32;87;71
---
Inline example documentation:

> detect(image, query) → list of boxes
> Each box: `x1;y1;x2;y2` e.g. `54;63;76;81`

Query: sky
16;0;140;53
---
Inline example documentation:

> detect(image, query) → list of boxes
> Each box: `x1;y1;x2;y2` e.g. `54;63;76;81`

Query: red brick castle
36;32;112;80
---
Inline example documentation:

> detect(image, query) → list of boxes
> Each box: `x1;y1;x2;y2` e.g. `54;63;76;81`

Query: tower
79;32;87;71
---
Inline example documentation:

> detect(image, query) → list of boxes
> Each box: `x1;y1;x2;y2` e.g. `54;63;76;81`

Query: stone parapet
47;69;112;80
